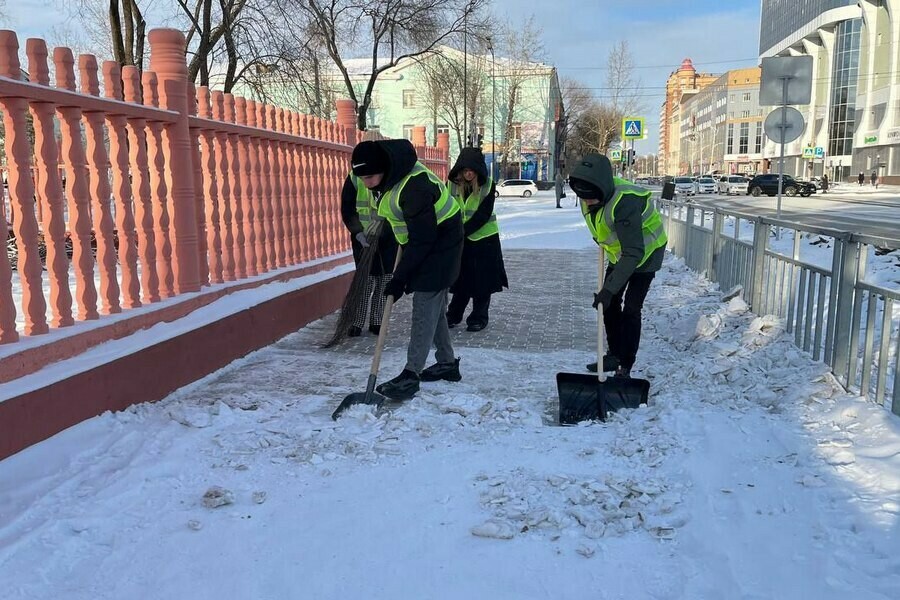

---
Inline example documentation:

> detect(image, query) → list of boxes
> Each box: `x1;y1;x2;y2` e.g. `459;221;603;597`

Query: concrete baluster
142;70;175;297
246;100;267;273
211;92;235;281
224;94;247;279
79;54;121;314
186;83;209;286
103;60;141;307
292;112;309;263
0;31;47;335
197;87;223;284
277;109;296;263
268;106;286;267
123;65;160;302
234;97;256;277
26;37;74;327
54;46;99;320
256;103;275;269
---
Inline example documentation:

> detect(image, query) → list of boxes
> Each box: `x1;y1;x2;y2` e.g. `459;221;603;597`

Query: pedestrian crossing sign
802;146;815;159
611;149;622;161
622;117;644;140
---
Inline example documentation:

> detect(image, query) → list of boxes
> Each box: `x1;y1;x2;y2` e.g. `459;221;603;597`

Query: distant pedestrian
871;170;879;189
858;171;865;186
555;173;565;209
821;173;829;194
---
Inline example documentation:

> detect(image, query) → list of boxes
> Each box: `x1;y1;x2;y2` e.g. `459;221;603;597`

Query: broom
321;219;387;348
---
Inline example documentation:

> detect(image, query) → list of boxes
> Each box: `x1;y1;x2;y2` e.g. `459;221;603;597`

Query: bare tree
495;15;545;179
296;0;488;130
565;40;641;168
109;0;147;67
413;46;488;149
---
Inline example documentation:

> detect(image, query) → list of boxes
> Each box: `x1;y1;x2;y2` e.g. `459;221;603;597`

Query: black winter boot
368;324;381;335
376;369;420;401
420;358;461;382
348;326;362;337
586;355;620;373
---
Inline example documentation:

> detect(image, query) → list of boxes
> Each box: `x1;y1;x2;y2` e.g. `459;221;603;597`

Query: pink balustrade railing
0;28;449;349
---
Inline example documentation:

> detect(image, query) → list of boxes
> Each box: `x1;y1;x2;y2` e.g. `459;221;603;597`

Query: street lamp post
487;37;496;182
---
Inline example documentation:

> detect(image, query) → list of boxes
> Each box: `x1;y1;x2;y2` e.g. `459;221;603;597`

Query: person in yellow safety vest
340;170;399;337
568;153;668;379
349;139;465;401
445;147;508;333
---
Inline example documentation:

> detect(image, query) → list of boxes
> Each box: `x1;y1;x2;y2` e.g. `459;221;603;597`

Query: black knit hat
351;141;389;176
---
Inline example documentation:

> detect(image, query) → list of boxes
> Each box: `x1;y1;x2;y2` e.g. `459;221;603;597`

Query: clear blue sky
492;0;763;153
3;0;762;154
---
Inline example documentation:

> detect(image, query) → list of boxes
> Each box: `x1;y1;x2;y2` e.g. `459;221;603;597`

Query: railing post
685;205;695;270
412;125;427;149
437;132;450;180
831;236;863;386
335;98;358;145
749;217;768;312
148;28;201;293
709;209;725;282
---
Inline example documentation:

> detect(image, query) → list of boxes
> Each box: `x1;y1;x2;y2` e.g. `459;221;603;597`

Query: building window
739;122;750;154
436;124;450;135
402;89;416;108
741;110;751;118
828;18;862;158
402;125;414;140
511;122;522;140
727;123;734;153
743;92;751;102
755;122;763;153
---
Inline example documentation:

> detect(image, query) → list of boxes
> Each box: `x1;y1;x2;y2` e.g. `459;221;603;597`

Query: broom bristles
321;220;386;348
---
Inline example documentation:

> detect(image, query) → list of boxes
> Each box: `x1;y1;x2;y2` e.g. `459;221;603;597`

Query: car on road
673;176;696;197
719;175;750;195
496;179;538;198
747;174;816;197
696;177;717;194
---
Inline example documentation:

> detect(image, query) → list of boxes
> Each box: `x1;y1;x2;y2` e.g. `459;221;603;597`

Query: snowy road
688;185;900;244
0;192;899;599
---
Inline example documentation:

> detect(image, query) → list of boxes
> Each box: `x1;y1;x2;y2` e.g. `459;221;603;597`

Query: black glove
592;289;613;312
383;278;406;301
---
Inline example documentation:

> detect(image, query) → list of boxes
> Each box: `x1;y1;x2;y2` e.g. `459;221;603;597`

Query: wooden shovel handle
597;246;606;383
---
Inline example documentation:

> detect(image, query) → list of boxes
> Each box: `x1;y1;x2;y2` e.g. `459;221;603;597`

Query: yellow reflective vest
449;177;499;241
581;179;668;266
376;162;459;244
349;173;377;229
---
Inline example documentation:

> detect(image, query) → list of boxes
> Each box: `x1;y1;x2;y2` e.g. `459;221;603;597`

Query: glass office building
759;0;856;56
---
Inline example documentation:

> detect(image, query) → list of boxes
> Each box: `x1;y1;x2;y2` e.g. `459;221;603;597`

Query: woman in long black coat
446;148;508;332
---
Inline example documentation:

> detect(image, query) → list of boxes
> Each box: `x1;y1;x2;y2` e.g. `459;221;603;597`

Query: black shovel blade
556;372;650;425
557;372;604;424
331;390;387;420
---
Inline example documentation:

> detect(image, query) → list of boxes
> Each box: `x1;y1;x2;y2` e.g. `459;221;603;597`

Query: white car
673;177;695;197
496;179;538;198
719;175;749;195
696;177;717;194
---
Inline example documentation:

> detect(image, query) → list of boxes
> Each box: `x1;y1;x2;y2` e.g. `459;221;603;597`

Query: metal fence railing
661;199;900;416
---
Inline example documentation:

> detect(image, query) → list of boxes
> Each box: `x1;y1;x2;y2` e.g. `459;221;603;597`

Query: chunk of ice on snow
471;520;516;540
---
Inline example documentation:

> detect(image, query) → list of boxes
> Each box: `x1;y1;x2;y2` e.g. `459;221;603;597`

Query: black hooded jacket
371;139;463;292
340;175;398;276
569;153;666;295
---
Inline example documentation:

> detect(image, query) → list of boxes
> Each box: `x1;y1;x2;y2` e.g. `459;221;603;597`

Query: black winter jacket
372;140;463;293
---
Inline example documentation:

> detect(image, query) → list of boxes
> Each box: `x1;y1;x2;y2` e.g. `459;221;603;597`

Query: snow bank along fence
0;28;449;460
660;199;900;416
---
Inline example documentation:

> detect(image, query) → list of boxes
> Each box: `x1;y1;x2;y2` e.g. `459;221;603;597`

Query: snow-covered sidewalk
1;193;899;599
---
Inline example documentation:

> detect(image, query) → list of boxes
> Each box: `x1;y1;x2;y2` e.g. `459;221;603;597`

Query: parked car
696;177;717;194
496;179;538;198
747;174;816;197
673;176;696;197
719;175;750;195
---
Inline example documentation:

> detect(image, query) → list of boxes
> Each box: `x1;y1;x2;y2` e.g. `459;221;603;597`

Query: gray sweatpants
406;289;456;374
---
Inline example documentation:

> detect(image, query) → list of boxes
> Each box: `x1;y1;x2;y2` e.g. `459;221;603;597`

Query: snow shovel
556;248;649;424
332;248;403;420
